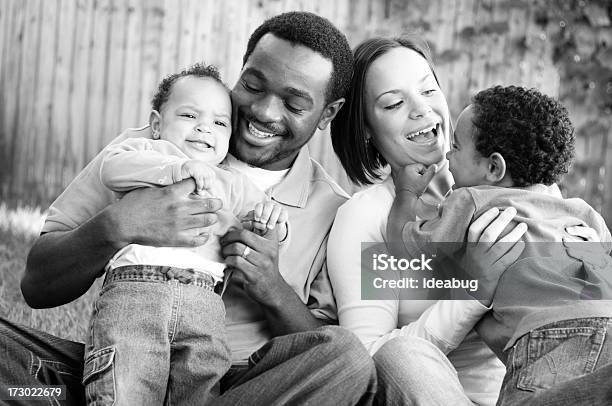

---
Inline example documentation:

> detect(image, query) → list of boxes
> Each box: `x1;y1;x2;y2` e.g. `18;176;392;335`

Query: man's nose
251;94;283;122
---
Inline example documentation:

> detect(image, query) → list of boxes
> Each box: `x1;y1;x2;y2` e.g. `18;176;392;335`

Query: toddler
84;63;287;406
388;85;612;405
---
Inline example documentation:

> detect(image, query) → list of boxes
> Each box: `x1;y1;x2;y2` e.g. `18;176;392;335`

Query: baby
388;85;612;405
84;63;287;405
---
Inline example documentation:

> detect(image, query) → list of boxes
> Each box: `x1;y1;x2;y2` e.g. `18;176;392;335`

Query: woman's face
364;47;450;172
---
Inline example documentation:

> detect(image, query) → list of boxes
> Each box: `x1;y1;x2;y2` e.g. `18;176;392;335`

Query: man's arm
22;180;221;308
220;227;325;336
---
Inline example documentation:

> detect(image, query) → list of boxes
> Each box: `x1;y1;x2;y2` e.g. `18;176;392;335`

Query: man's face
230;33;334;170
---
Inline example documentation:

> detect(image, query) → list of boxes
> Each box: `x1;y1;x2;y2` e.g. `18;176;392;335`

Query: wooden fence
1;0;611;224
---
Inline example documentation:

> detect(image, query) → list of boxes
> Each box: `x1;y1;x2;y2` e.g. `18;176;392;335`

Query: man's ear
149;110;162;139
485;152;507;182
317;98;345;131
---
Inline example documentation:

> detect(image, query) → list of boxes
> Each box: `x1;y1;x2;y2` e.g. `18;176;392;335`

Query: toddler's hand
181;160;215;195
249;201;288;240
393;163;437;197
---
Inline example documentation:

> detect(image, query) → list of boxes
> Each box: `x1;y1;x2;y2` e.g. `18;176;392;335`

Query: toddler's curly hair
471;85;575;186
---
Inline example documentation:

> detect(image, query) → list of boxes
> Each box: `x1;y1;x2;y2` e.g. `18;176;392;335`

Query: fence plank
68;0;94;176
120;0;144;128
100;0;127;147
0;0;18;197
52;0;76;193
137;0;164;127
11;0;41;200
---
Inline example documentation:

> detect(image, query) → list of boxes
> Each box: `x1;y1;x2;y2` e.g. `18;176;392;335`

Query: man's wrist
97;204;131;251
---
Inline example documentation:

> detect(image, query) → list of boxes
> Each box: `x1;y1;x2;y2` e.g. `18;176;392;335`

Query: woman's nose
408;99;432;120
251;95;283;123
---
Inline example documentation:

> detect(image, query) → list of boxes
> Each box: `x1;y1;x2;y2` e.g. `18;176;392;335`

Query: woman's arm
329;194;527;355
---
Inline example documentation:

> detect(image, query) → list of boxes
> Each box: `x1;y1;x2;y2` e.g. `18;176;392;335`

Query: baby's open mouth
189;140;213;150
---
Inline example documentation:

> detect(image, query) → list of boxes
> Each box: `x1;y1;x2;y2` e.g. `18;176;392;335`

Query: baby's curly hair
151;63;228;112
243;11;353;103
471;85;575;187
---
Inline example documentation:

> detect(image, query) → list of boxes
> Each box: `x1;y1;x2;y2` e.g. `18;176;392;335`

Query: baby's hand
181;160;216;195
252;201;288;238
394;163;437;197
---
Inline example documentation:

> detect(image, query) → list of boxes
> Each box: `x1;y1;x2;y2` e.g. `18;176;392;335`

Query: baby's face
156;76;232;164
446;105;489;188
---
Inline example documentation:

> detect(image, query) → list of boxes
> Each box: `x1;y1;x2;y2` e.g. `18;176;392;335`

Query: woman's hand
392;163;437;196
463;207;527;306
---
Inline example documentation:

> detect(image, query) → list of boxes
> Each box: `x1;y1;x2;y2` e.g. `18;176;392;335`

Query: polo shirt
42;126;349;362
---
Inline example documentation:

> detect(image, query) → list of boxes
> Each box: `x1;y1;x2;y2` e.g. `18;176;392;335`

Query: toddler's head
150;63;232;165
446;85;575;189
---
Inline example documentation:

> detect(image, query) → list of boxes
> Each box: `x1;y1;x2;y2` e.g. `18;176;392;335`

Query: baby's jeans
497;317;612;406
83;265;231;406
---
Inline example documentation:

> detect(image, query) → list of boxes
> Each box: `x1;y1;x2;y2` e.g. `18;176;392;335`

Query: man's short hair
243;11;353;104
151;63;228;112
472;85;575;186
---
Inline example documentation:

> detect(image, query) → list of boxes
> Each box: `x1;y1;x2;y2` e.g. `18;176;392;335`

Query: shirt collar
523;183;562;198
268;146;312;208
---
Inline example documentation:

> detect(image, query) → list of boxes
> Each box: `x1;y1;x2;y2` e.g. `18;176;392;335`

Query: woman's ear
485;152;507;183
149;110;162;139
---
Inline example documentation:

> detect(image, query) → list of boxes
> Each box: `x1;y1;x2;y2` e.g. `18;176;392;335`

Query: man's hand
463;207;527;306
220;226;290;307
392;163;437;196
110;178;222;249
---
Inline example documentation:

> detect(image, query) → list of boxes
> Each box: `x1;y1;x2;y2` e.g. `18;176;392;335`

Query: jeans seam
586;326;606;372
168;280;180;343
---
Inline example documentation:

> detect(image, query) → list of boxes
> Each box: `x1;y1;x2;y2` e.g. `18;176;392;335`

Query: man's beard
229;127;316;169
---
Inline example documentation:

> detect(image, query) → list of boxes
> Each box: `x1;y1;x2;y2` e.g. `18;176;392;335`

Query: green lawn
0;202;100;343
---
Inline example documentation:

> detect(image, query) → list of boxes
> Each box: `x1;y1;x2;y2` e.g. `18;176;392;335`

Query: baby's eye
452;143;458;150
181;113;196;119
422;89;436;96
215;120;228;127
383;101;403;110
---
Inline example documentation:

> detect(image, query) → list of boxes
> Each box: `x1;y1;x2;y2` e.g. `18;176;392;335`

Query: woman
328;35;517;405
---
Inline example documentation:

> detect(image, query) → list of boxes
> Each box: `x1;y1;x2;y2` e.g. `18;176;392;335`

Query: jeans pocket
516;325;606;392
83;346;116;406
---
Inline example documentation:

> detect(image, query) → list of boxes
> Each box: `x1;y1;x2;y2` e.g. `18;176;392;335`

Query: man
2;12;376;405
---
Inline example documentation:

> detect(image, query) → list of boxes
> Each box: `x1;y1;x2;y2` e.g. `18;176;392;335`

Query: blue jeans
373;336;474;406
84;265;231;405
1;308;376;405
497;317;612;406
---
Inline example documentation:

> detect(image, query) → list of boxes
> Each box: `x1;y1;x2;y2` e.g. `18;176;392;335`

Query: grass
0;202;101;343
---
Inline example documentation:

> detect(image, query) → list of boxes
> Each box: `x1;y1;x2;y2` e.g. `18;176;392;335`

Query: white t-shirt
226;154;289;192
